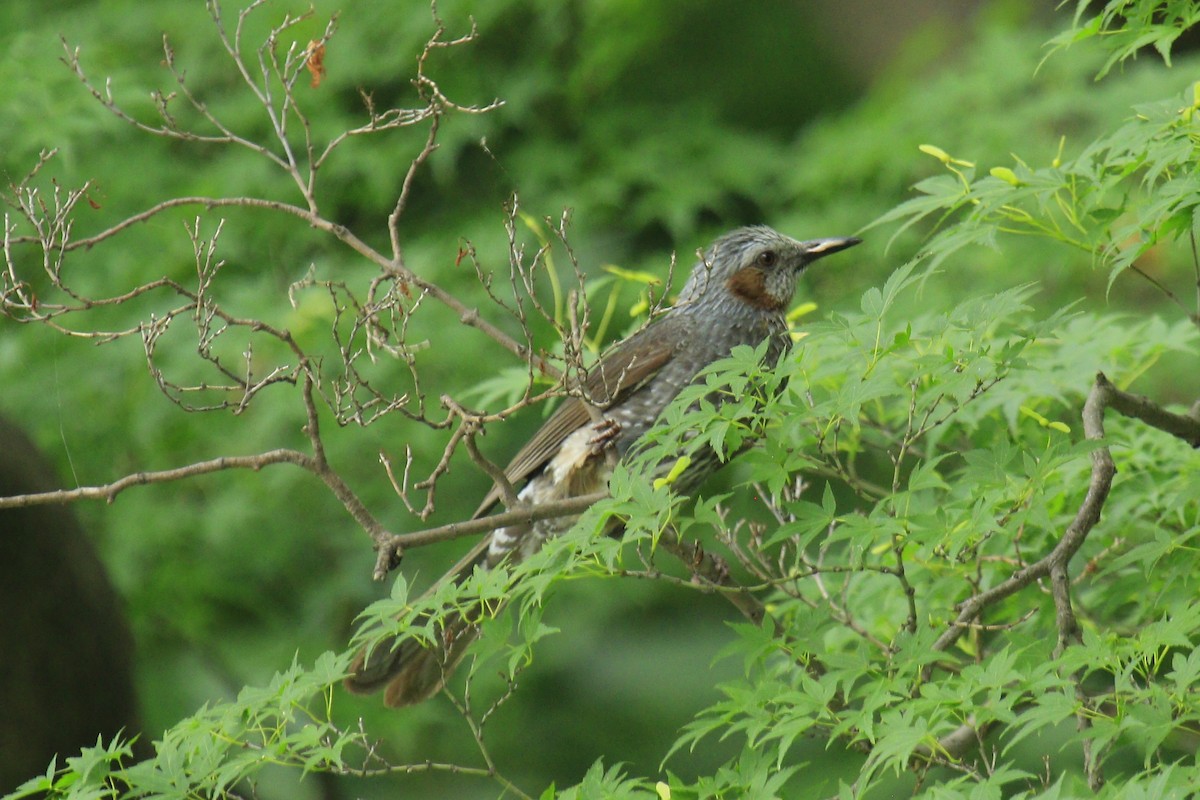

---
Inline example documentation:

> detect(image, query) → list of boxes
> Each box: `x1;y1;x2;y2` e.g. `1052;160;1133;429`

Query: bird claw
588;418;621;455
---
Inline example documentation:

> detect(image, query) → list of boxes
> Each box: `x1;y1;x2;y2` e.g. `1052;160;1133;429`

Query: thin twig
656;526;768;627
370;491;608;581
0;449;310;509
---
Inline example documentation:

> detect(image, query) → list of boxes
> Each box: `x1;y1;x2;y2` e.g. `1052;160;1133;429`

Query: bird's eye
756;250;777;268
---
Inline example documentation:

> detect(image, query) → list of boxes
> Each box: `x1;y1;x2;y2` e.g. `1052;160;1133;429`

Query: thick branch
916;371;1134;785
931;371;1117;656
1096;372;1200;447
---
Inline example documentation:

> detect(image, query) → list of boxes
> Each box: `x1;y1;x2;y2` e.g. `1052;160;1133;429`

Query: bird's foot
588;418;621;455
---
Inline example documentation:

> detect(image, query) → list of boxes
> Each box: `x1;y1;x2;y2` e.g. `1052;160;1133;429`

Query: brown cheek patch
726;267;785;311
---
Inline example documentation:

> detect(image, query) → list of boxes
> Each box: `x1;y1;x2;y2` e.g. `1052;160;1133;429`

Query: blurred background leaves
2;0;1198;797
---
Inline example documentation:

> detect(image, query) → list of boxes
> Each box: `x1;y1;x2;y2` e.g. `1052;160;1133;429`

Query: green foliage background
1;0;1199;798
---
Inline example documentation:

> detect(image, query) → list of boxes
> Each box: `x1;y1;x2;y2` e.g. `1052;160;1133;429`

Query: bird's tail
344;541;498;707
345;609;482;707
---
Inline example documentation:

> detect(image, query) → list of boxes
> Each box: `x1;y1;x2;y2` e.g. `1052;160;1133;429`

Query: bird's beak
799;237;862;264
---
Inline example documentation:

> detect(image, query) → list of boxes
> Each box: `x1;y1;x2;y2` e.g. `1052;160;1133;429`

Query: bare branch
369;491;609;582
8;188;558;376
1097;372;1200;447
655;526;768;628
462;425;520;512
388;115;441;262
0;449;310;509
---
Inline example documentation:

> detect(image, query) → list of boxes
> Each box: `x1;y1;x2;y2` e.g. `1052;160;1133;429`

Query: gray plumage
346;225;860;706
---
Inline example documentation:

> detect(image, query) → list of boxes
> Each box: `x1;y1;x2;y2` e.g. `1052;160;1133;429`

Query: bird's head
677;226;861;314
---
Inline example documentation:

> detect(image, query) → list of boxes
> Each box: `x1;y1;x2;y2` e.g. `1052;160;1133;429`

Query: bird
345;225;860;707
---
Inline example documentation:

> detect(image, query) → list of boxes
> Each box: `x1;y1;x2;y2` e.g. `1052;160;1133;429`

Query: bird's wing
471;314;689;518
